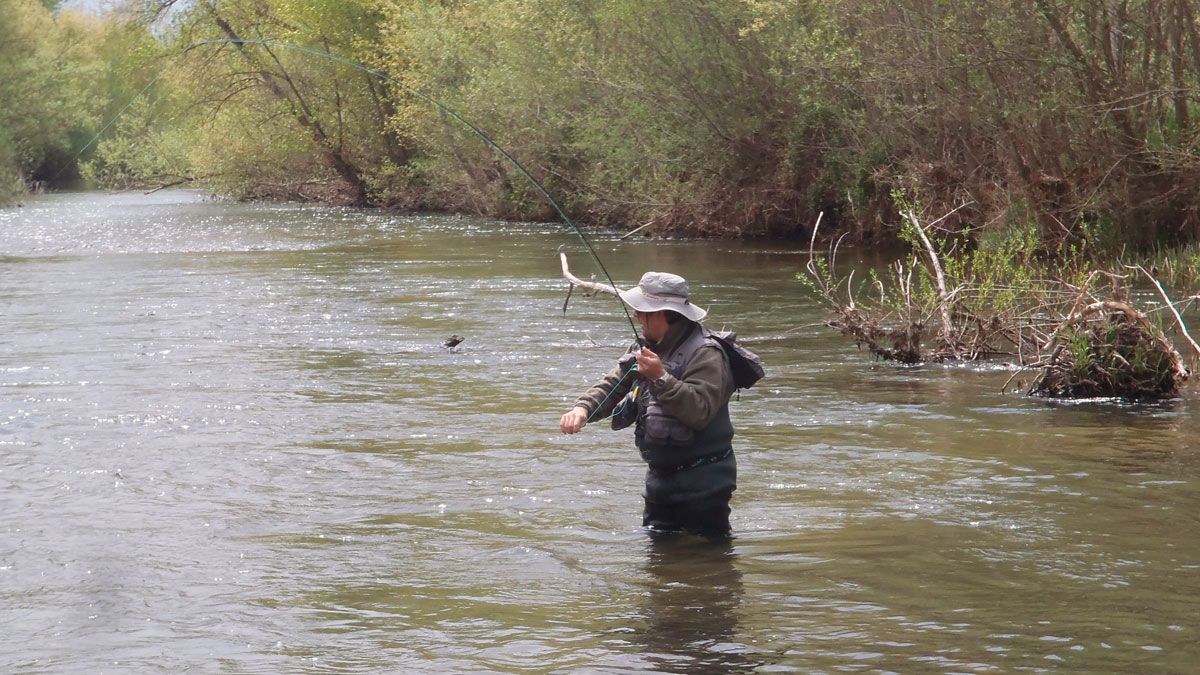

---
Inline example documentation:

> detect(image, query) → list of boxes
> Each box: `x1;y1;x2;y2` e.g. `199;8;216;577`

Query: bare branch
903;207;959;357
1129;264;1200;359
558;245;623;297
619;220;656;240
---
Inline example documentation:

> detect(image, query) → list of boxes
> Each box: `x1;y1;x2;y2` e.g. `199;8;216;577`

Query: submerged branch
800;207;1195;400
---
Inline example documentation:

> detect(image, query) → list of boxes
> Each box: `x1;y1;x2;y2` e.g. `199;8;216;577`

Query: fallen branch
1029;298;1188;398
903;205;971;358
798;203;1191;399
558;245;623;297
619;220;655;240
143;176;195;195
1041;300;1143;349
1001;363;1038;393
1129;264;1200;360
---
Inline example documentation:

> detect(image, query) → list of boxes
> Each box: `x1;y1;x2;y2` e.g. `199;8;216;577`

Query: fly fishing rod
66;37;642;343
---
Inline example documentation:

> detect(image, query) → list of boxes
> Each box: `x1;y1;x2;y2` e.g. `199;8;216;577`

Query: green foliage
78;24;200;189
82;98;196;188
1066;328;1093;377
361;0;860;227
1041;314;1182;400
1126;242;1200;289
0;0;105;195
4;0;1200;253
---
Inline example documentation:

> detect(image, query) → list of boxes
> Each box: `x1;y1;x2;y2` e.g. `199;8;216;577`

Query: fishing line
60;37;641;343
47;49;194;185
586;361;638;425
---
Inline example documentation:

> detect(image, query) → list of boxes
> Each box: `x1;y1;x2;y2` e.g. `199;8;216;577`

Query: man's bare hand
635;347;665;381
560;406;589;434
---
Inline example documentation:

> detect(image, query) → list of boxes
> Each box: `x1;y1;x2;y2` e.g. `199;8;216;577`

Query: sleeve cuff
649;373;675;393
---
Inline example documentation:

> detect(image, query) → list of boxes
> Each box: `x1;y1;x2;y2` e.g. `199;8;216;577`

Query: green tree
118;0;406;205
0;0;101;198
67;0;1200;254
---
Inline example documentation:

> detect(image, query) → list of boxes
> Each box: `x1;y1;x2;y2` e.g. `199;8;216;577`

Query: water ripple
1;191;1197;672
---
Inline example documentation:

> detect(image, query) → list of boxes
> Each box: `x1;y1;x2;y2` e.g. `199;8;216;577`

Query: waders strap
649;448;732;476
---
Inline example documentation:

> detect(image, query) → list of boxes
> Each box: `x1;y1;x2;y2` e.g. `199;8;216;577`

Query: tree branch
558;245;623;297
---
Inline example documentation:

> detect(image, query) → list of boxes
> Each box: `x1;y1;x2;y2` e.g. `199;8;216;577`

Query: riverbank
8;1;1200;250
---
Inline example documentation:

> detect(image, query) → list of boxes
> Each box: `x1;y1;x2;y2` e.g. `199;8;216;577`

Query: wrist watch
653;373;670;387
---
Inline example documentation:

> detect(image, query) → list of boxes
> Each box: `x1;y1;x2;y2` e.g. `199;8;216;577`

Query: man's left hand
636;347;665;381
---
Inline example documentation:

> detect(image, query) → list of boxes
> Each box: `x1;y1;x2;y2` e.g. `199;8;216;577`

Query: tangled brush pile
1028;302;1189;400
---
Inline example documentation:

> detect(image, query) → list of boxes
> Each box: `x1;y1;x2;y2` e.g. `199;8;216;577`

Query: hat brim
619;286;708;322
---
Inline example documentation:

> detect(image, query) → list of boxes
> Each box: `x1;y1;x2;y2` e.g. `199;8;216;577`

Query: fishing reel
617;351;640;375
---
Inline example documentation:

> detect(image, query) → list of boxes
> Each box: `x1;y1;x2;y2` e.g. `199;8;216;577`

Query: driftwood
143;176;196;195
807;211;959;364
558;245;623;297
619;220;656;240
1131;264;1200;360
902;205;971;359
558;245;623;314
1027;300;1189;399
801;208;1196;400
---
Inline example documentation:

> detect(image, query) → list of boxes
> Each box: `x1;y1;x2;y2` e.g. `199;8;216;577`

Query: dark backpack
707;330;765;390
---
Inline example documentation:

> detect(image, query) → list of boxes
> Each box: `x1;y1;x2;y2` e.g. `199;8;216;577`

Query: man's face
635;310;668;342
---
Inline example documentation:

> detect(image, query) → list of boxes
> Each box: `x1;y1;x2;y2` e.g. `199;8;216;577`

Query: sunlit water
1;191;1197;673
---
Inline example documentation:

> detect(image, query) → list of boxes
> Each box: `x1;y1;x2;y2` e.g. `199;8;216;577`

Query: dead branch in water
558;246;624;315
558;245;623;297
800;207;1196;400
902;204;973;359
1027;298;1188;399
619;220;656;240
1130;264;1200;360
143;176;195;195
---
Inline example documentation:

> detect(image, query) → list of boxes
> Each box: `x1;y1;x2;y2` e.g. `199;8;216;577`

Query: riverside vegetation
800;195;1200;399
3;0;1199;397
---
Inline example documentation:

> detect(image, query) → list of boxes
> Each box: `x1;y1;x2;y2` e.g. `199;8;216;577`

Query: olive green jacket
575;319;737;504
574;319;730;429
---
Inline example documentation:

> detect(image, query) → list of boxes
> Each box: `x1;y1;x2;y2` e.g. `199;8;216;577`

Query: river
1;191;1197;673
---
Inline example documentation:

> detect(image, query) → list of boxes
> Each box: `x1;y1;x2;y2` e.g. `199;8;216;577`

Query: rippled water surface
2;191;1197;672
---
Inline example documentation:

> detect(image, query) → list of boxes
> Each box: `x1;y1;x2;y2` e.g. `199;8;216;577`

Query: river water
1;190;1197;673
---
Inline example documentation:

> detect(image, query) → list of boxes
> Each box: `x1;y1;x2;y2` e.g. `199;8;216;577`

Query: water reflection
637;536;758;673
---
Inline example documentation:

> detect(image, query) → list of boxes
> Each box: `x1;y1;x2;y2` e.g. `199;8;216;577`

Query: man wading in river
560;272;762;538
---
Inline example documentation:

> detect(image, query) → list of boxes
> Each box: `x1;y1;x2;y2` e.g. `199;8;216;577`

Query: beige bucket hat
618;271;708;322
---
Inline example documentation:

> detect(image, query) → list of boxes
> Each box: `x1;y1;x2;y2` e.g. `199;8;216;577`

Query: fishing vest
634;325;736;473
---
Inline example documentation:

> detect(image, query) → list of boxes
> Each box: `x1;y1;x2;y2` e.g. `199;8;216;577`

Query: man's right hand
560;406;589;434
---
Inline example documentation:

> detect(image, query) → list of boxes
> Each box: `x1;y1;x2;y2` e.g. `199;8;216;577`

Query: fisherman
560;272;760;538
